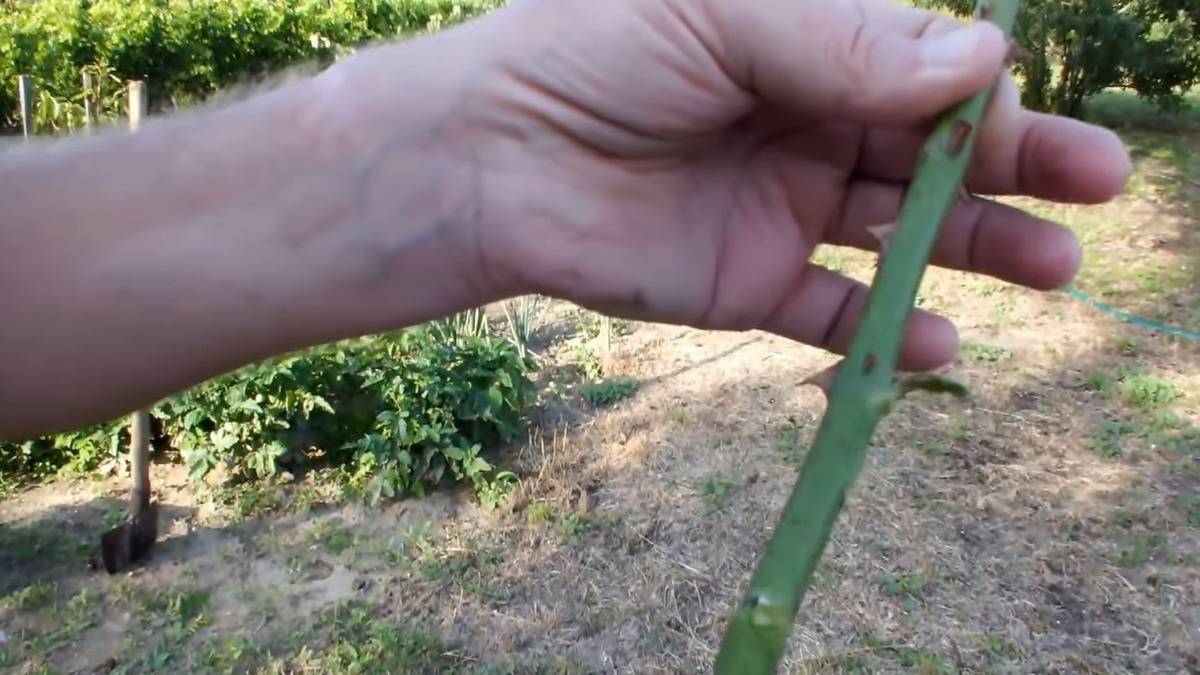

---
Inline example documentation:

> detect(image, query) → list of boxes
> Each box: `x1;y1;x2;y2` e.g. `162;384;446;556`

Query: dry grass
1;110;1198;673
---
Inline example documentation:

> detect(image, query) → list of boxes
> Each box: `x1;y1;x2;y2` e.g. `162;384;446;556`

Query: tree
916;0;1200;117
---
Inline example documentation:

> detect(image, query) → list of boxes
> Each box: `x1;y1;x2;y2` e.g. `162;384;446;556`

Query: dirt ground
2;103;1198;674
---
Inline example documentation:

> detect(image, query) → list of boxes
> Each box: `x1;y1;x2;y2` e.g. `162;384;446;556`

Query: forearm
0;39;500;439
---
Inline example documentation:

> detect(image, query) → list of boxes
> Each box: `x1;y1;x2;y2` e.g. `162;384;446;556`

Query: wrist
288;35;527;337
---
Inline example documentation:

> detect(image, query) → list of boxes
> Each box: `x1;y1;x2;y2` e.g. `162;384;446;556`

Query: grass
773;418;806;465
309;518;356;555
1172;496;1200;527
1116;532;1169;568
878;573;934;608
961;340;1011;363
695;476;738;515
1;581;56;610
1089;420;1134;459
861;635;953;674
980;634;1023;662
279;600;465;673
580;377;638;406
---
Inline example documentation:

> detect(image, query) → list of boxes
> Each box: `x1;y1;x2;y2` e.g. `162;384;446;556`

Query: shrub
915;0;1200;117
0;327;534;504
155;329;535;503
0;0;505;132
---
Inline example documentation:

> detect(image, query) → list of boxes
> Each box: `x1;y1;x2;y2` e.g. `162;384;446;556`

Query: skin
0;0;1131;439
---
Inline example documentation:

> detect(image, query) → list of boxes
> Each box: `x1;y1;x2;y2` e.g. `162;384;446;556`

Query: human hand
332;0;1132;371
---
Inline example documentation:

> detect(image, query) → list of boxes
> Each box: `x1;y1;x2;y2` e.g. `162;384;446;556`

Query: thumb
714;1;1012;124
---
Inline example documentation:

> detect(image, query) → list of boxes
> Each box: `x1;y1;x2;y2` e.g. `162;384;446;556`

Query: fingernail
920;26;986;68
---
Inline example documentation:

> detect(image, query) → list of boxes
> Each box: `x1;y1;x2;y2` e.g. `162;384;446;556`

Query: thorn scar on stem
950;120;973;155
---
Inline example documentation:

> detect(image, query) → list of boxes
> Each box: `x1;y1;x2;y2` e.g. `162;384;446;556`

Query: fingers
857;77;1132;202
707;0;1011;125
761;265;959;372
828;179;1082;290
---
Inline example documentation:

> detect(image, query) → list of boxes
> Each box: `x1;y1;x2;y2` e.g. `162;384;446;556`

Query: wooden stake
18;75;34;140
82;71;97;129
127;80;147;132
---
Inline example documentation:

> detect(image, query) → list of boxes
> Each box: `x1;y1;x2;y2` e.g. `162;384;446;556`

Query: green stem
712;1;1019;671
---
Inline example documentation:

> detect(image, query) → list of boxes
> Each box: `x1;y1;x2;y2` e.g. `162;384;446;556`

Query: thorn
1005;41;1032;66
801;361;841;397
866;222;897;255
949;120;974;155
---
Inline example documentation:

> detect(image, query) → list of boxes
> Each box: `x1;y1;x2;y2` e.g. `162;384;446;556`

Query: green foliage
426;307;490;347
916;0;1200;117
1172;496;1200;527
1;581;57;611
1116;531;1168;567
155;330;534;505
0;0;505;132
288;600;461;672
0;417;128;497
960;340;1011;362
878;573;932;600
580;377;638;406
1119;373;1182;409
696;476;738;514
1089;419;1134;458
500;296;544;360
774;418;806;465
573;343;603;381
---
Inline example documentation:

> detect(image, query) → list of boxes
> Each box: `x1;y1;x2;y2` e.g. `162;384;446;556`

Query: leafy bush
916;0;1200;117
155;329;534;503
1;327;534;504
0;0;505;132
581;377;639;406
0;417;129;496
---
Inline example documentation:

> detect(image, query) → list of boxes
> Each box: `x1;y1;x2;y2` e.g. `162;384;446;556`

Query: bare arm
0;0;1130;440
0;34;508;438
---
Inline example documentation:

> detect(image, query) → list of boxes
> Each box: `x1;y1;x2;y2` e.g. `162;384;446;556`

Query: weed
573;344;603;381
961;340;1011;363
695;476;737;514
774;419;806;465
947;414;971;442
968;278;1008;298
0;522;88;565
1169;458;1200;478
310;519;356;555
527;501;557;524
1116;532;1169;568
879;573;932;601
199;634;265;672
1;581;56;610
415;537;504;603
1171;496;1200;527
286;600;462;672
1108;508;1147;529
477;470;517;510
862;635;953;674
558;512;620;542
1117;337;1145;356
1089;420;1134;458
981;634;1023;661
213;481;284;521
581;378;638;406
1086;371;1117;396
1119;373;1182;410
667;407;689;424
